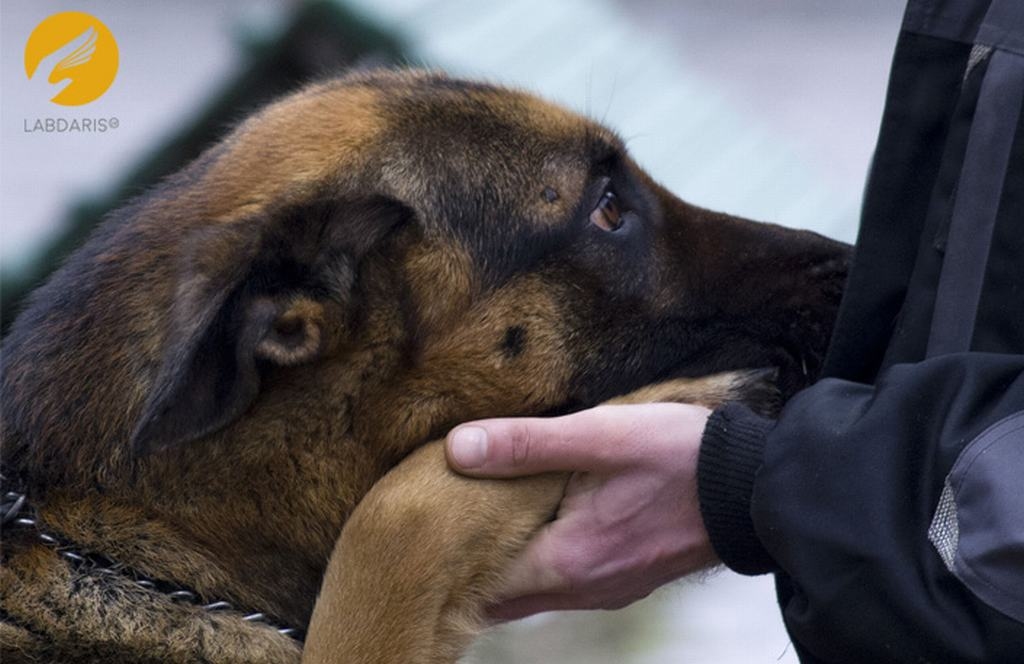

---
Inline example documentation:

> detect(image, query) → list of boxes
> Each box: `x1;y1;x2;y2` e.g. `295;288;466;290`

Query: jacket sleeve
697;352;1024;663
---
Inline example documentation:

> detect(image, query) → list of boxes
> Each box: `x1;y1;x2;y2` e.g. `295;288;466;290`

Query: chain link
1;485;303;641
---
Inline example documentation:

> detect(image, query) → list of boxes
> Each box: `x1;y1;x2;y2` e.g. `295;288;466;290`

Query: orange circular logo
24;11;119;106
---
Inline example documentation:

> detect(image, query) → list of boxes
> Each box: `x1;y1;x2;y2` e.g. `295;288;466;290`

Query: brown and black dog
0;70;847;663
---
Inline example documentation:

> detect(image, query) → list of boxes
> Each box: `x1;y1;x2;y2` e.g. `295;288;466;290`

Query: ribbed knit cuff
697;402;777;575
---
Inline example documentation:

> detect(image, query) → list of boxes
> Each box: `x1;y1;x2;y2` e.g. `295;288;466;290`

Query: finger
446;405;643;476
489;576;672;622
492;522;571;599
486;588;648;622
485;592;590;622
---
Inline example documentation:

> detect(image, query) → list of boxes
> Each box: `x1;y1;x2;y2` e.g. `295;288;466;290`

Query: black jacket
697;1;1024;661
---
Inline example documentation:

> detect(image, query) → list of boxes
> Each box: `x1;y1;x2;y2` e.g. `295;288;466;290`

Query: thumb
445;406;628;477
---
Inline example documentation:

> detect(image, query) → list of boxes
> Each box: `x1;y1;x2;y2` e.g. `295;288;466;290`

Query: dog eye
590;190;622;232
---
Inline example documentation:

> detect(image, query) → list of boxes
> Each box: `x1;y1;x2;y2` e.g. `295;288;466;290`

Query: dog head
1;70;847;620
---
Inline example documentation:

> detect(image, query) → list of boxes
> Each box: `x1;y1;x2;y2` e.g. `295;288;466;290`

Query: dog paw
723;367;781;416
606;368;780;414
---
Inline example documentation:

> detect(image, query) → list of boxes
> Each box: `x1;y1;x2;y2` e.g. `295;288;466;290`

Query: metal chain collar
1;487;303;641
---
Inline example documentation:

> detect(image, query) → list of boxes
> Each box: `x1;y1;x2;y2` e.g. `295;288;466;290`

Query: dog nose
810;251;851;285
803;233;852;295
781;227;852;267
765;228;851;295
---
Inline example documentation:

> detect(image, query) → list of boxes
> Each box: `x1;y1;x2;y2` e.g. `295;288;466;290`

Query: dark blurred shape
1;0;407;333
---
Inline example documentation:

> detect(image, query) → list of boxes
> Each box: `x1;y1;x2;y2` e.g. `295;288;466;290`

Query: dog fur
0;70;848;663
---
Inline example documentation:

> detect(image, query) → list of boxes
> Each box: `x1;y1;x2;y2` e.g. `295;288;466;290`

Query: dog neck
1;484;305;640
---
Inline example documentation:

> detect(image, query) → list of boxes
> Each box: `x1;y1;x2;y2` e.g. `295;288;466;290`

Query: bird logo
24;12;119;106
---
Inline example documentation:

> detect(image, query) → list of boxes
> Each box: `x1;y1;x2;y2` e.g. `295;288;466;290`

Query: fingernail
450;426;488;468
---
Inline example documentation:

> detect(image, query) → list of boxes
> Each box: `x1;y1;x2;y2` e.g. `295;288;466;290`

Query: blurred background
1;0;905;661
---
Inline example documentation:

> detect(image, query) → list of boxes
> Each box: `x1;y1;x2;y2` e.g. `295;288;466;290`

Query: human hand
445;403;718;621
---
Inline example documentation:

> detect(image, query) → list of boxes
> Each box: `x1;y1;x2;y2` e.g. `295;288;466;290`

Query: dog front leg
303;371;774;663
302;438;566;664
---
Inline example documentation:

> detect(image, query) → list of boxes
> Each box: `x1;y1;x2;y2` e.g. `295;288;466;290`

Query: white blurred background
1;1;905;662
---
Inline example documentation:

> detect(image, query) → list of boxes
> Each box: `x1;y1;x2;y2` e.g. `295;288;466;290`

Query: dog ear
130;197;410;456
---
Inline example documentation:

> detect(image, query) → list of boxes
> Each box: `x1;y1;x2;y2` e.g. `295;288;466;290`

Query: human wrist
696;402;778;575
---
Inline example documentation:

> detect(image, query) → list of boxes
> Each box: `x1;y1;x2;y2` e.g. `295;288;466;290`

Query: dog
0;70;848;663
